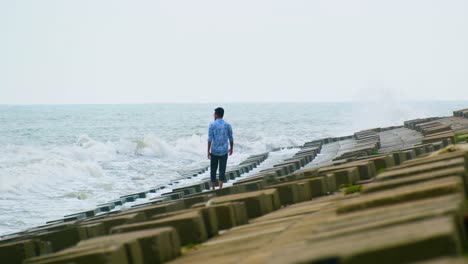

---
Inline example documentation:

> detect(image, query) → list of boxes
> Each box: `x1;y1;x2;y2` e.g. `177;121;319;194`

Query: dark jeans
210;154;228;182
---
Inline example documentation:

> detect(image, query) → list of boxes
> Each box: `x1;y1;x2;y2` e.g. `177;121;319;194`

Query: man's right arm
207;124;213;159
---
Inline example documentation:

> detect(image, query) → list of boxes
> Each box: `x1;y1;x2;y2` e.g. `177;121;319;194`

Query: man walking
208;107;234;190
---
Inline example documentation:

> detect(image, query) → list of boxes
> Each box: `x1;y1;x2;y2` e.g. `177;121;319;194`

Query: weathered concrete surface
268;216;462;264
25;244;129;264
111;211;208;246
378;127;424;153
206;189;280;219
363;166;467;194
0;239;51;264
337;176;464;214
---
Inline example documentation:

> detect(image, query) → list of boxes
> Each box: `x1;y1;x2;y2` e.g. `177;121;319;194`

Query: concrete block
432;141;444;151
29;225;86;252
269;216;462;264
319;161;376;180
111;211;208;245
82;213;146;234
325;173;337;192
297;181;312;201
391;151;407;166
359;155;395;171
397;151;467;170
78;223;105;240
149;207;218;239
377;157;466;182
0;239;51;264
337;176;464;214
24;244;129;264
161;191;184;200
330;167;359;188
231;202;249;226
173;183;205;194
304;177;328;197
364;166;467;195
198;207;219;238
207;189;279;219
121;201;185;219
261;189;282;211
76;227;180;264
415;146;427;156
180;194;213;209
403;149;417;160
239;180;266;191
268;182;302;206
423;132;456;145
208;203;238;230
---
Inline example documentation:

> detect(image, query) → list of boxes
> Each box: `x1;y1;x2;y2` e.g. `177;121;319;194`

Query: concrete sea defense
3;107;468;263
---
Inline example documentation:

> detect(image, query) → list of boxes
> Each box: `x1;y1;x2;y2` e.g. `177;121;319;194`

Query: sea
1;101;467;236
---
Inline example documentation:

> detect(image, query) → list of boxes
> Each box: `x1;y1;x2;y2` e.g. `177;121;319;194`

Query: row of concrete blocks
404;118;456;146
0;146;451;263
41;167;211;225
415;121;452;137
3;172;337;264
164;133;464;263
294;148;468;263
404;117;442;130
154;152;270;202
245;143;468;263
228;134;439;197
325;129;383;162
271;188;466;263
0;187;248;263
453;108;468;118
165;135;467;264
42;153;269;225
0;154;273;262
260;133;368;178
93;153;271;212
0;134;354;263
0;129;445;263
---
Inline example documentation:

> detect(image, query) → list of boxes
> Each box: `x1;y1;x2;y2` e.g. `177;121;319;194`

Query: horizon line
2;99;468;106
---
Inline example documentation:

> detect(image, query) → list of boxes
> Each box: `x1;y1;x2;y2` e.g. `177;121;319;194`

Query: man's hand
207;142;212;159
229;148;233;156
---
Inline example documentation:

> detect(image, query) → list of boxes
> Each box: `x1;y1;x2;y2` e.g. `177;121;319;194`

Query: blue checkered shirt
208;119;233;156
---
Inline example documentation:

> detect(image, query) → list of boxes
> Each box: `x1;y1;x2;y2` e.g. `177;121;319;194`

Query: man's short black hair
214;107;224;118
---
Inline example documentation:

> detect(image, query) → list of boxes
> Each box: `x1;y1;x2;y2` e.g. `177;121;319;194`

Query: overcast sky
1;0;467;104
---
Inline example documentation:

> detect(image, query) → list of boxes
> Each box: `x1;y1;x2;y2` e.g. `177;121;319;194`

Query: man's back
208;119;233;156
